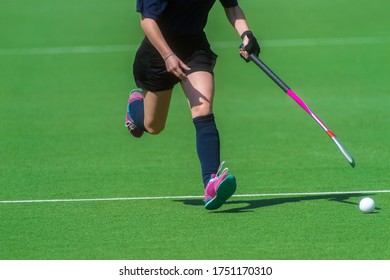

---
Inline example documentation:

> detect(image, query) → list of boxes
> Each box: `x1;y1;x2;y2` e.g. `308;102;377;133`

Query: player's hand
164;54;191;80
239;30;260;62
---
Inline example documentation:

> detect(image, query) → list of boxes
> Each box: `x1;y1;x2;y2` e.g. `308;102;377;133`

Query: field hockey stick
249;54;355;167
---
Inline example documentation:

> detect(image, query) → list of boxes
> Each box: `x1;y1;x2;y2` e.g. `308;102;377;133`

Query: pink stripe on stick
286;89;312;114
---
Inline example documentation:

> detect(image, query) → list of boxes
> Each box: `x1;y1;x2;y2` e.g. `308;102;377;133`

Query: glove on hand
239;30;260;62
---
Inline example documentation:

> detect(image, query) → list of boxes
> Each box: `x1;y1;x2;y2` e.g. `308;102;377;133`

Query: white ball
359;197;375;213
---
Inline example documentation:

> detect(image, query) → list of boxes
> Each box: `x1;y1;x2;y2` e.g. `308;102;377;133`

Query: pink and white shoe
204;161;237;210
125;89;144;138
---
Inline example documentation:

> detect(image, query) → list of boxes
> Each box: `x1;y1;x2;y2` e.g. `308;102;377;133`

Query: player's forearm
140;17;173;60
224;6;250;37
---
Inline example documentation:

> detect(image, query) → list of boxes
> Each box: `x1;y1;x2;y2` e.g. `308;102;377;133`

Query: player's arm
224;5;249;37
140;17;190;80
224;5;260;60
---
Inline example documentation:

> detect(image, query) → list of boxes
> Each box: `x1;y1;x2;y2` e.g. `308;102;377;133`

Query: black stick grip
249;54;290;93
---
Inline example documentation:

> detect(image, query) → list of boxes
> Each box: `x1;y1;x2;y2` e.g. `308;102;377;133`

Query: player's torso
159;0;217;35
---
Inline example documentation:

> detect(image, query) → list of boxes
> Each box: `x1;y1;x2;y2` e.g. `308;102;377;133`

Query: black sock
130;100;145;131
193;114;220;188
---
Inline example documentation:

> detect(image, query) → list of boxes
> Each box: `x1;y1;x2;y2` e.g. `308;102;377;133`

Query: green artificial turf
0;0;389;260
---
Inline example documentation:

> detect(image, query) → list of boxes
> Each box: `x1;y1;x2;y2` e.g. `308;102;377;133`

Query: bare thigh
143;89;173;135
181;71;215;118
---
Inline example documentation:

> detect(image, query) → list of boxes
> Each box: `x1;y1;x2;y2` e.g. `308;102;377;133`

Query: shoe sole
205;174;236;210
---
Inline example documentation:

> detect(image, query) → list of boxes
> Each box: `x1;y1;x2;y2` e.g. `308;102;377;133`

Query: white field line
0;36;389;56
0;190;389;204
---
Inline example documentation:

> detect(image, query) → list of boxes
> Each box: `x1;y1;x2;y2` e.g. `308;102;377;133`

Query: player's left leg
181;71;217;184
181;71;215;119
181;71;236;210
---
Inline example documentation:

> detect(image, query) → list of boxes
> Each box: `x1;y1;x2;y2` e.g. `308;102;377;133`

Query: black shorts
133;33;217;92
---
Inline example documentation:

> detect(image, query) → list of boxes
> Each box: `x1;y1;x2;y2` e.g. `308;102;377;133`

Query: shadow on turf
175;193;381;214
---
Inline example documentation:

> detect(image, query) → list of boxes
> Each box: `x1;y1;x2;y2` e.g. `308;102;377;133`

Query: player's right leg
143;89;173;135
126;88;146;138
126;88;173;137
128;36;178;138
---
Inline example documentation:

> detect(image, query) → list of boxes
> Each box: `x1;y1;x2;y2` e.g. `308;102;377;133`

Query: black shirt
136;0;238;35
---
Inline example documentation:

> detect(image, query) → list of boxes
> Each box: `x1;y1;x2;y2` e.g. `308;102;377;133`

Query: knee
144;122;165;135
